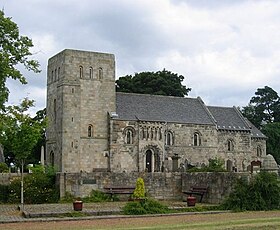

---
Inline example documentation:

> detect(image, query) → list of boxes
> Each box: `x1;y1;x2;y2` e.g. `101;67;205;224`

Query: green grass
111;217;280;230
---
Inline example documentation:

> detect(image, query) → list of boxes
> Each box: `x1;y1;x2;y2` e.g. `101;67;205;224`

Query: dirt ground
2;211;280;230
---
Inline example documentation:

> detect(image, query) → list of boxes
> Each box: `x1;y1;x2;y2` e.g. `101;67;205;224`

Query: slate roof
116;93;215;125
115;93;266;138
244;118;267;139
207;106;251;131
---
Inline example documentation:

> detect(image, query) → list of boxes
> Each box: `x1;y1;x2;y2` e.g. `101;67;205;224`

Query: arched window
79;66;83;79
58;67;60;80
89;67;93;79
88;125;93;138
165;131;174;146
98;67;103;79
257;146;262;157
51;70;54;82
53;99;57;123
193;132;201;146
55;69;57;81
124;128;134;144
227;139;234;151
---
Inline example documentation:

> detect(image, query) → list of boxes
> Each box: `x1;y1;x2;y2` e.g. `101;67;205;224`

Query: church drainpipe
162;121;167;171
135;116;140;172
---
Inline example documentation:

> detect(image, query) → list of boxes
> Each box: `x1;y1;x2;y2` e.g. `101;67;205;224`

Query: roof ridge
116;92;198;100
197;97;217;125
233;106;251;129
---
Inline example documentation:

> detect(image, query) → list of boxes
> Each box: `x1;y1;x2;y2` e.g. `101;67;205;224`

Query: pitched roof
207;106;251;131
244;118;267;139
116;93;215;125
115;93;266;138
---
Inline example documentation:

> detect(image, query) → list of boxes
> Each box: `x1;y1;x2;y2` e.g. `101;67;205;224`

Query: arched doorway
146;150;152;172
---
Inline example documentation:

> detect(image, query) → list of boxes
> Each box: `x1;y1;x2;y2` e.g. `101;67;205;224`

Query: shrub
132;177;145;199
123;198;169;215
0;184;10;203
8;165;59;204
187;157;226;172
82;190;111;202
222;171;280;211
0;162;9;173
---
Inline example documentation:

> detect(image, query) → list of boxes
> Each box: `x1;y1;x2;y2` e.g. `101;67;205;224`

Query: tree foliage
242;86;280;129
0;10;40;110
116;69;191;97
222;172;280;211
261;122;280;164
242;86;280;164
0;98;46;166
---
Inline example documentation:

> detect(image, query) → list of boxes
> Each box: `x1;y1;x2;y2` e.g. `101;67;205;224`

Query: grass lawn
1;210;280;230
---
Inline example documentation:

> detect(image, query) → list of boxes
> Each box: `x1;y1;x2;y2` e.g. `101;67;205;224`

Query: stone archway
143;145;161;172
146;150;152;172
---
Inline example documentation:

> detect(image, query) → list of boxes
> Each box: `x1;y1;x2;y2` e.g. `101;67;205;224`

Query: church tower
46;49;116;173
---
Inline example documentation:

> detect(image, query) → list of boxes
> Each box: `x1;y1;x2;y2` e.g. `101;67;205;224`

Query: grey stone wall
57;172;183;200
46;49;115;173
0;173;23;185
109;119;265;173
58;171;251;204
182;172;251;203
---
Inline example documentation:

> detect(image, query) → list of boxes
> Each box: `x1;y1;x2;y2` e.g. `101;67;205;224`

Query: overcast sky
3;0;280;115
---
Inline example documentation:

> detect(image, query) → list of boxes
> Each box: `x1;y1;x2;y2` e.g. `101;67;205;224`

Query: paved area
0;202;224;224
0;202;126;223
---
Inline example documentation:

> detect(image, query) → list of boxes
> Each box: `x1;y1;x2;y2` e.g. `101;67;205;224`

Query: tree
116;69;191;97
242;86;280;128
0;98;44;210
262;122;280;164
0;98;45;165
30;108;46;164
0;10;40;110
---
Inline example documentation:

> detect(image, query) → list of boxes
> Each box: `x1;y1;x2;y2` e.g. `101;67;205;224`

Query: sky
2;0;280;115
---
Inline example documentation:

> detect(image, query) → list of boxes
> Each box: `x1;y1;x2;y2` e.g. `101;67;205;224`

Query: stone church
46;49;267;177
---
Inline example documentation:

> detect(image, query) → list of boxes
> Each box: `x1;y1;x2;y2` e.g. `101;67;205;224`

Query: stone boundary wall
182;172;251;203
0;173;25;185
57;172;183;200
57;171;252;203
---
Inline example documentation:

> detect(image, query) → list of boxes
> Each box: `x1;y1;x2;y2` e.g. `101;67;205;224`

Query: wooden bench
183;186;208;202
103;186;135;200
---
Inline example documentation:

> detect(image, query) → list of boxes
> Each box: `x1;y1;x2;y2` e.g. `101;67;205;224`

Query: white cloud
2;0;280;111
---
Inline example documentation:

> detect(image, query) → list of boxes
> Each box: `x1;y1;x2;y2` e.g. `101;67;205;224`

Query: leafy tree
0;10;40;110
222;172;280;211
116;69;191;97
262;122;280;164
242;86;280;128
30;108;47;164
0;98;45;166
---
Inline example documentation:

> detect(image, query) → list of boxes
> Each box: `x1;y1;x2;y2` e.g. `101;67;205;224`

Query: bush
187;157;226;172
222;171;280;211
132;177;145;199
0;162;9;173
122;198;169;215
82;190;111;202
0;184;10;203
8;165;59;204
